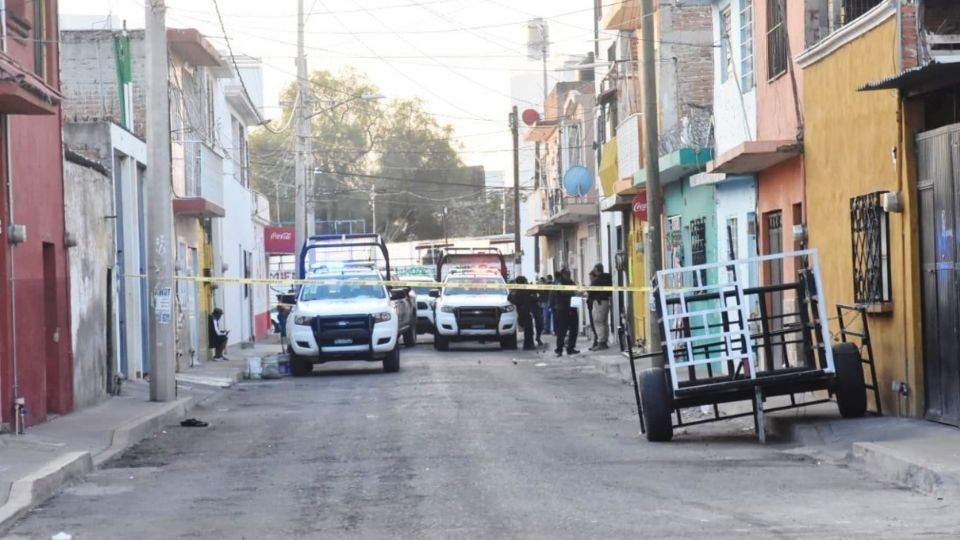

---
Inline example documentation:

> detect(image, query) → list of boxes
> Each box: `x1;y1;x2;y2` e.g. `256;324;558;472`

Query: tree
250;68;483;241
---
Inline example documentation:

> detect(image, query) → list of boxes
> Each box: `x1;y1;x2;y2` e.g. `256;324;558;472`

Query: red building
0;0;73;429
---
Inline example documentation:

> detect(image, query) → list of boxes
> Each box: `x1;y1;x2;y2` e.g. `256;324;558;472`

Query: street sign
631;191;647;221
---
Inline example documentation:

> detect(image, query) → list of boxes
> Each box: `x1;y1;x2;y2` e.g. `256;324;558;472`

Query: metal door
764;211;784;368
917;124;960;425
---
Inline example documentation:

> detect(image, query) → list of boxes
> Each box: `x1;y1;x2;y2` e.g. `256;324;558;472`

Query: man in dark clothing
508;276;537;350
540;275;554;335
588;263;613;351
208;308;230;361
550;268;580;357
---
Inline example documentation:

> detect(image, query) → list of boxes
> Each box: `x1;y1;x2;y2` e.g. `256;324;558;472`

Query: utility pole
370;189;377;234
640;0;663;361
510;106;521;272
294;0;310;251
144;0;176;402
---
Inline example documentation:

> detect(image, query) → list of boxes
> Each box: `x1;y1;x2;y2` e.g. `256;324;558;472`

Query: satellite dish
521;108;540;126
563;165;594;197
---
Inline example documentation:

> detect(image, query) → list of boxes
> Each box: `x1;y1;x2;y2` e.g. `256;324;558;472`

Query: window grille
766;0;787;79
850;192;892;305
841;0;883;26
690;217;708;285
740;0;754;89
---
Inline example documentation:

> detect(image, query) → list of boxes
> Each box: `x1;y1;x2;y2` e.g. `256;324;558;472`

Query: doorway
917;124;960;425
42;242;61;413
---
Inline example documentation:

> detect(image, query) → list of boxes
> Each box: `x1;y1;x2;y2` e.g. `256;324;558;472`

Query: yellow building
798;0;960;421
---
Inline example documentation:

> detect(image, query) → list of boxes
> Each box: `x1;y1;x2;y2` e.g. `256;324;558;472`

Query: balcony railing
178;140;224;207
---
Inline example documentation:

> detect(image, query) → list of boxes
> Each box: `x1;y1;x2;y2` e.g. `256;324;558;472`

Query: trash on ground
180;418;209;427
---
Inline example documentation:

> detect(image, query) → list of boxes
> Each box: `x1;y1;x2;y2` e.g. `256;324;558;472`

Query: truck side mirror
390;287;409;300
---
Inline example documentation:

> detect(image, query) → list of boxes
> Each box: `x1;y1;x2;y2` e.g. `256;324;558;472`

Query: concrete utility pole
510;106;521;271
640;0;663;361
145;0;176;401
294;0;311;251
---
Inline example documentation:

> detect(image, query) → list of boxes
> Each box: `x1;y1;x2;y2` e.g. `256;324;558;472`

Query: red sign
265;226;295;254
631;191;648;221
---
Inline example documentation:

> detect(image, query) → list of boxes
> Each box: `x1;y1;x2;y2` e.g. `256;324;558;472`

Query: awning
167;28;223;67
173;197;226;218
598;139;618;197
0;54;61;115
706;140;801;174
859;61;960;97
635;147;714;187
526;222;561;237
600;194;633;212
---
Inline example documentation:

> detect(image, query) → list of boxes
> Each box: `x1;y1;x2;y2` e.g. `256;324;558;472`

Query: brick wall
661;2;715;153
61;31;147;137
901;3;919;69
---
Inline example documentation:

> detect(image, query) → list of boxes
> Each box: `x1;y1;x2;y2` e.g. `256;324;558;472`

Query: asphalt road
6;342;958;539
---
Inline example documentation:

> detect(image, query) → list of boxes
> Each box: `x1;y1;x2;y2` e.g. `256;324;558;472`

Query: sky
60;0;601;177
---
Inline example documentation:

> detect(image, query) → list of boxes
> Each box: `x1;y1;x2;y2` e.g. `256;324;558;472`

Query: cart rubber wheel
500;333;518;350
639;367;674;442
833;342;867;418
383;346;400;373
434;335;449;351
404;325;417;348
290;354;312;377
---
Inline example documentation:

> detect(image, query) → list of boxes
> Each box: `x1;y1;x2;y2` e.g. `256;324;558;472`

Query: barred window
766;0;787;79
740;0;754;89
850;192;892;305
841;0;884;26
690;217;707;285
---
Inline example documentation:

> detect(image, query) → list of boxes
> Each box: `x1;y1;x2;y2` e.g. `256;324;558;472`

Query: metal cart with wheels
628;249;874;443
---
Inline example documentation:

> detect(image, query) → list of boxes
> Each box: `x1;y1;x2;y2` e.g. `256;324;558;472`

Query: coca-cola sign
631;191;647;221
264;226;296;254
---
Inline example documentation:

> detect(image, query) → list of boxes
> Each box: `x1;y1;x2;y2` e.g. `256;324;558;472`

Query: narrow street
5;344;956;539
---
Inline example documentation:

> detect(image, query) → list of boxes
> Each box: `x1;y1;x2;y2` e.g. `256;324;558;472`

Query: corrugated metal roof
859;61;960;95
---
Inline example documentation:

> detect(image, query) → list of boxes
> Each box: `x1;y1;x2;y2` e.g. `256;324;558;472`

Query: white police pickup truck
287;235;413;376
431;271;518;351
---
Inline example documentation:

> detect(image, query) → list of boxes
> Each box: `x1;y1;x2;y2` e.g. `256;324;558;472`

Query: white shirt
213;317;226;336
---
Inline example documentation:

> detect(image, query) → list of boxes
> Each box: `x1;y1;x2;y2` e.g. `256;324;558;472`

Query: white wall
713;0;758;155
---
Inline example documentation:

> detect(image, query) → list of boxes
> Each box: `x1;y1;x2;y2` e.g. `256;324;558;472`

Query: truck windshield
443;276;507;296
299;274;386;301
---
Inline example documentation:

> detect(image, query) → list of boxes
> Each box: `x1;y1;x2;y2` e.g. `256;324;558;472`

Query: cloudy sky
60;0;602;178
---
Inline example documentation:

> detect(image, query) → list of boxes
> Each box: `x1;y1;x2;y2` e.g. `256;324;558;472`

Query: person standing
550;268;580;357
508;276;537;350
208;308;230;361
540;275;554;335
588;263;613;351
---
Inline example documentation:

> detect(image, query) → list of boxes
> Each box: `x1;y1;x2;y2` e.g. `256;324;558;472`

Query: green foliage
250;68;492;242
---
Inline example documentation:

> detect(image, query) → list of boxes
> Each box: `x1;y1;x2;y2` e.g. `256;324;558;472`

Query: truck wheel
383;346;400;373
500;333;518;350
404;325;417;348
434;335;449;351
833;342;867;418
640;367;674;442
290;354;312;377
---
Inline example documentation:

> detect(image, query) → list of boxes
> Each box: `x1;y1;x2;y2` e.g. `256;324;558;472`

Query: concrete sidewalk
0;381;214;532
579;346;960;498
0;337;281;532
768;403;960;498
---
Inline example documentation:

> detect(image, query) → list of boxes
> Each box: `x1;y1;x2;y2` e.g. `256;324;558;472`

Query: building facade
0;0;74;429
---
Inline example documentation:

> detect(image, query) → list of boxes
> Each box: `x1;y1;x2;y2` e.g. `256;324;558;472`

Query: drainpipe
4;116;20;424
0;0;7;53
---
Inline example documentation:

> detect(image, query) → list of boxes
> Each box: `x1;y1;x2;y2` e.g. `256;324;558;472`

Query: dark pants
532;304;544;341
213;334;227;358
554;306;578;353
519;310;535;349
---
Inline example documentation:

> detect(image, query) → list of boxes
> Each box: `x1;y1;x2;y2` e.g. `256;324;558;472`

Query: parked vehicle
430;250;517;351
287;235;414;376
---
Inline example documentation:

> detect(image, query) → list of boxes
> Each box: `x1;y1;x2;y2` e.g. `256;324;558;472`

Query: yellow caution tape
122;274;654;293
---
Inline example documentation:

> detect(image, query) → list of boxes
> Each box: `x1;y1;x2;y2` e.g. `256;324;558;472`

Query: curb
0;396;197;532
0;452;93;534
852;441;960;498
93;397;194;467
